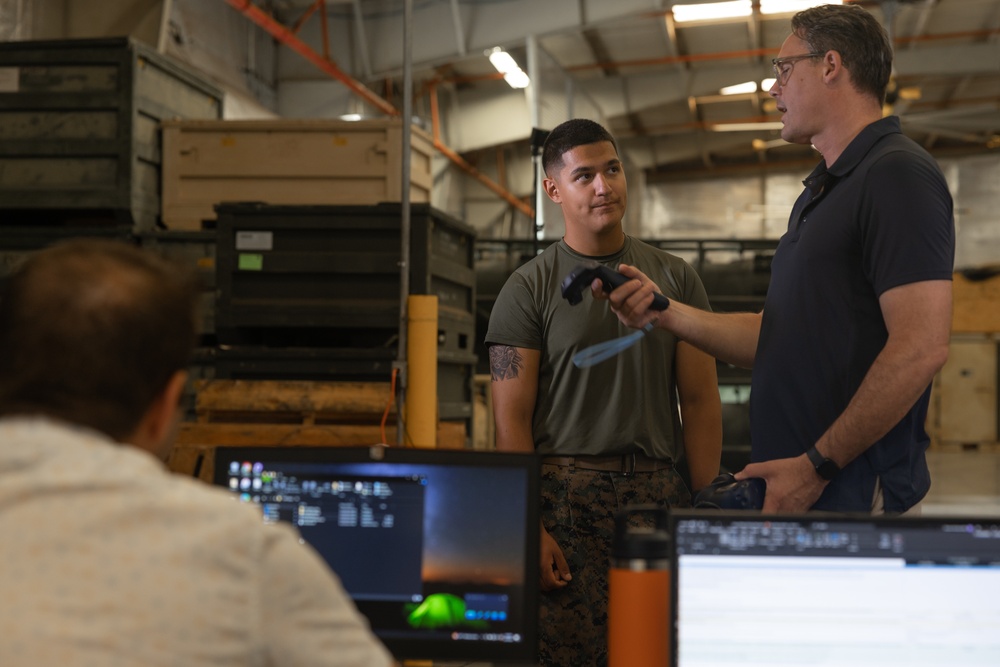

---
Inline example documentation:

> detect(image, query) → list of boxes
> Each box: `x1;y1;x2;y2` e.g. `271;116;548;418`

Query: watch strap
806;446;840;480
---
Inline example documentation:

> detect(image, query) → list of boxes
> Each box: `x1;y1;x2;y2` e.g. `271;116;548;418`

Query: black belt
540;452;673;476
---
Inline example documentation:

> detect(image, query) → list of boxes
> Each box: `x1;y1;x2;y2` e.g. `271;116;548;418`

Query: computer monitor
671;510;1000;667
212;445;540;664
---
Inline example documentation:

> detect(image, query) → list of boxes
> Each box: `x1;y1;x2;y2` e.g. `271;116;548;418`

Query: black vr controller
560;260;670;310
693;472;766;510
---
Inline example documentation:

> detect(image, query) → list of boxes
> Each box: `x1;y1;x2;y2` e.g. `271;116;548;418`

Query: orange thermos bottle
608;504;672;667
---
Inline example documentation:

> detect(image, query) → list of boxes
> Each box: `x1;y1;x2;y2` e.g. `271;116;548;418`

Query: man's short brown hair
542;118;619;178
792;4;893;104
0;239;199;441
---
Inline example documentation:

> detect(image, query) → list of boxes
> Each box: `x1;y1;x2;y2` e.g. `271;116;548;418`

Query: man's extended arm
601;263;762;370
736;279;952;511
674;341;723;492
488;344;539;455
488;344;571;591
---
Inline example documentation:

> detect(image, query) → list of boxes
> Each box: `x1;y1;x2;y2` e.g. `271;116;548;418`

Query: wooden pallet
190;378;394;423
169;379;467;482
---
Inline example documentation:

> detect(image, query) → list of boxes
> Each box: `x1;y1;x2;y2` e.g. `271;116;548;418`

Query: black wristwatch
806;446;840;481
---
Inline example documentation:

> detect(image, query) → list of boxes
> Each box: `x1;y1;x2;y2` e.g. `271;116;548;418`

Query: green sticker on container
238;253;264;271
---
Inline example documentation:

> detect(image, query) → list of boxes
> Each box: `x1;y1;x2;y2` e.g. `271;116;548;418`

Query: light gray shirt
0;417;393;667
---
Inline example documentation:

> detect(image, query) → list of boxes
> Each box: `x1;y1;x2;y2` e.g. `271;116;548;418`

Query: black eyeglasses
771;52;824;86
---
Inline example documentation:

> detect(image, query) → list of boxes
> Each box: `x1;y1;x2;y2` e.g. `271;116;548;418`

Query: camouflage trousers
538;464;691;667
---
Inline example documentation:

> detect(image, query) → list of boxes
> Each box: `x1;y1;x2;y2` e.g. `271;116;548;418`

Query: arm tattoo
489;345;524;382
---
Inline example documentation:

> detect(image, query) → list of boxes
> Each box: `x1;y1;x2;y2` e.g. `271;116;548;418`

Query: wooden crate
952;271;1000;333
169;379;467;483
928;441;1000;454
160;119;435;230
927;335;999;448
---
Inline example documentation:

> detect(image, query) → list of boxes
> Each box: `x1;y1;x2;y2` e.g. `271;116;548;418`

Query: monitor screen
212;445;540;664
671;510;1000;667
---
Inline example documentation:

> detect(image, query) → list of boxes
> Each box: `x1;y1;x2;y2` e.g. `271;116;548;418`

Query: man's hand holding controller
591;263;670;331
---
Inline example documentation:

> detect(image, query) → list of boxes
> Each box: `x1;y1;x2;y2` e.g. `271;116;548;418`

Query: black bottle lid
612;504;671;561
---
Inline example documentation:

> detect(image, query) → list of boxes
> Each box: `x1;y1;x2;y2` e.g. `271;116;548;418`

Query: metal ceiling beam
350;0;372;80
448;0;467;56
225;0;531;217
265;0;999;172
349;0;658;76
903;0;937;50
224;0;397;116
428;81;535;218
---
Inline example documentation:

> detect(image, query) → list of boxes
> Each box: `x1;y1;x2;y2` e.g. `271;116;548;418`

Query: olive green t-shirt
485;237;712;460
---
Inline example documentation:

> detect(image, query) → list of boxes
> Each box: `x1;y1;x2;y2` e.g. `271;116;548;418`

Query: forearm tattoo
489;345;524;382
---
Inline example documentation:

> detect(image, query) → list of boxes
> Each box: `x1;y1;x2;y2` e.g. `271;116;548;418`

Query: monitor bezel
211;445;541;664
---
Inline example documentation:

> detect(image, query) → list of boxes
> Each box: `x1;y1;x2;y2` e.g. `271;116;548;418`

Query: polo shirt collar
826;115;902;178
802;116;902;197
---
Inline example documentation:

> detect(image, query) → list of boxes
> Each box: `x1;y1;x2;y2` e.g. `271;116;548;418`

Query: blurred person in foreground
0;238;393;667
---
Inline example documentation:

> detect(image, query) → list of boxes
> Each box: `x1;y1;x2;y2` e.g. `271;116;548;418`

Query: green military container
212;202;478;432
0;37;223;230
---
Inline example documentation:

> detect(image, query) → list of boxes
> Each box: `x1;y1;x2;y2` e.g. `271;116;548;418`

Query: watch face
816;458;839;481
807;446;839;480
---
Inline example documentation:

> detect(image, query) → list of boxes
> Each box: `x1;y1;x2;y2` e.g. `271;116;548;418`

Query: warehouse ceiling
256;0;1000;178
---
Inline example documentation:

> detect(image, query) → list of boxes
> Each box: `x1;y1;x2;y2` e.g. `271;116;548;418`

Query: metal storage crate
214;346;396;380
0;37;223;230
136;230;217;338
0;226;133;287
214;202;477;343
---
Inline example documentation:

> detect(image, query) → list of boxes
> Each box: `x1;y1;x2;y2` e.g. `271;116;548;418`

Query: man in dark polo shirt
600;4;954;514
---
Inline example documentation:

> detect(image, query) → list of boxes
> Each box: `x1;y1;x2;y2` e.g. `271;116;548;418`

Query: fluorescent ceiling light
488;48;519;74
487;47;530;89
673;0;841;22
673;1;751;23
720;81;758;95
760;0;842;14
719;79;778;95
339;113;363;121
504;70;531;89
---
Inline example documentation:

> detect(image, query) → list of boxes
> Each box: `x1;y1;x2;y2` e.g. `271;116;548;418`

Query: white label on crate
235;231;273;251
0;68;19;92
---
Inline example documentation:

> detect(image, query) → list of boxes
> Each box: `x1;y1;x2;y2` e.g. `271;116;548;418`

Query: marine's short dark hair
541;118;619;178
792;4;893;104
0;238;199;441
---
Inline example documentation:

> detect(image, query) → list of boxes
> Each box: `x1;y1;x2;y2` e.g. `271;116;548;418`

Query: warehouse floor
924;449;1000;517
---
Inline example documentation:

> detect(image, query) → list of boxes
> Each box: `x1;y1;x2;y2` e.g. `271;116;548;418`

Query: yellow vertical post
404;295;438;448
